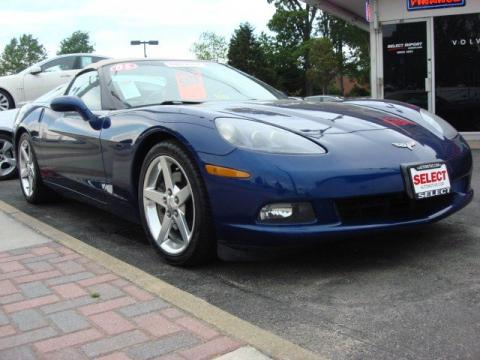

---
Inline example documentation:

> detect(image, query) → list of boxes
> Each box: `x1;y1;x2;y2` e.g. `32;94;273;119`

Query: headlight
215;117;326;154
419;109;458;139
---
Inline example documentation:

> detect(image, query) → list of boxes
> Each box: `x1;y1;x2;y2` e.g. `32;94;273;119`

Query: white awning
302;0;370;31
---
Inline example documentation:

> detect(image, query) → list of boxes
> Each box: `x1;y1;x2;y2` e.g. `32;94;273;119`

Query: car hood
174;99;464;161
192;99;443;141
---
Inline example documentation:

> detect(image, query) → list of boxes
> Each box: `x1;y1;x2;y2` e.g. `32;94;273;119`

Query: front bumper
199;135;474;248
214;189;473;248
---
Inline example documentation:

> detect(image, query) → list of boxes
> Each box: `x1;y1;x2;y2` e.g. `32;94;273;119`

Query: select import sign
407;0;466;11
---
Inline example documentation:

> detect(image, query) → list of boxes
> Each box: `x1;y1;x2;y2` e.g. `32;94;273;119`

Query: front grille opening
335;192;453;225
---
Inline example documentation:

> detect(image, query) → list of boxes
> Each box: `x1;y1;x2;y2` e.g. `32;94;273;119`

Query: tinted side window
79;56;94;69
68;71;102;110
42;56;76;73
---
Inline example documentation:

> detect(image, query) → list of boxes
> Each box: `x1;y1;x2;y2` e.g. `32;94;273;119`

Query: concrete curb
0;201;321;360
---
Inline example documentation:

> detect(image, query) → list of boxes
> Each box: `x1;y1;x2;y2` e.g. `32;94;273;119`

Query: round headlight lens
215;118;326;154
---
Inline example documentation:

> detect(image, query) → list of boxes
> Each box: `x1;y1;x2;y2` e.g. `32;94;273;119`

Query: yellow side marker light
205;164;251;179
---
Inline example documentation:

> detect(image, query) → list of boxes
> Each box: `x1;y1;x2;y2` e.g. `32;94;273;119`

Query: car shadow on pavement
211;221;464;271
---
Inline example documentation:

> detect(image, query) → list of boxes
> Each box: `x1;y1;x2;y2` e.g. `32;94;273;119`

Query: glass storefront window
382;22;429;110
435;14;480;131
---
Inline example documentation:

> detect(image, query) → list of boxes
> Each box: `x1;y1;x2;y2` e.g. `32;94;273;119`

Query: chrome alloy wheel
0;93;10;111
0;138;16;178
18;139;36;197
143;155;195;255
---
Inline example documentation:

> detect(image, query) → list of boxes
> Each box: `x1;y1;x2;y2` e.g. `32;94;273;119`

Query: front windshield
106;60;284;108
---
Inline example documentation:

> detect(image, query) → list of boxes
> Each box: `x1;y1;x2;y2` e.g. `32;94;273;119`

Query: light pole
130;40;159;58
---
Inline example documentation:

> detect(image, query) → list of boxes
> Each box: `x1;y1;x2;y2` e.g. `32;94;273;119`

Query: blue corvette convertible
13;59;473;265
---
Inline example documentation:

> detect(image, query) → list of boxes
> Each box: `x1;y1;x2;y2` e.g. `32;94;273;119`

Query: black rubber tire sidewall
0;133;17;180
138;140;215;266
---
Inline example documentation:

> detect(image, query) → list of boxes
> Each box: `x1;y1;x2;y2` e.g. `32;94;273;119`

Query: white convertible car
0;53;108;111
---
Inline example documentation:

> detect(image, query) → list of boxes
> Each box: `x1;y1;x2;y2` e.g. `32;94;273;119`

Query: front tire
138;141;215;266
0;134;17;180
17;133;53;203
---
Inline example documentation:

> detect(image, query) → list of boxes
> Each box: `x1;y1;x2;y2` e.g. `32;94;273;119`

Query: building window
382;22;428;111
435;14;480;131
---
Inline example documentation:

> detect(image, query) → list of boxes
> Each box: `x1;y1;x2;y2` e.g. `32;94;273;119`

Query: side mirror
29;66;42;75
51;96;96;121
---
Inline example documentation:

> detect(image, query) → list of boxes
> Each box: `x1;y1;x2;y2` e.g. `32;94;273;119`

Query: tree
306;38;338;94
228;23;269;80
255;33;280;87
345;27;370;87
263;3;370;96
58;31;95;55
318;13;370;95
191;32;228;62
267;0;319;95
267;0;318;46
0;34;47;75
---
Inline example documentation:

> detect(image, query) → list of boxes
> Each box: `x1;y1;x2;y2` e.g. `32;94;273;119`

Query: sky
0;0;276;59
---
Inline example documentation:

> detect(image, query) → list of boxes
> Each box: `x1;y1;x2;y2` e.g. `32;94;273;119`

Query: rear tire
17;133;54;204
138;140;215;266
0;90;14;111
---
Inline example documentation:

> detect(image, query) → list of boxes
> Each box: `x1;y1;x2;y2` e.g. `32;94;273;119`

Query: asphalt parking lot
0;150;478;360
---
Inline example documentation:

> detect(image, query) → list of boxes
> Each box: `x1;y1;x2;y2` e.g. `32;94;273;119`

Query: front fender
13;106;45;156
100;111;235;222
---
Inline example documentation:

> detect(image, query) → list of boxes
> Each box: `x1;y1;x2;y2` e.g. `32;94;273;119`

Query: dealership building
304;0;480;137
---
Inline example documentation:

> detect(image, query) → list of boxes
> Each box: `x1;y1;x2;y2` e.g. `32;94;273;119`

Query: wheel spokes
20;146;30;164
174;210;191;244
18;140;35;196
158;215;173;244
4;157;16;167
0;95;8;110
144;188;167;208
20;167;29;179
1;140;12;154
175;185;192;206
159;157;174;192
28;174;33;190
143;154;195;255
0;151;16;174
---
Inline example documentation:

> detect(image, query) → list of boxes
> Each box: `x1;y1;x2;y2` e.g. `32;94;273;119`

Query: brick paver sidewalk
0;242;252;360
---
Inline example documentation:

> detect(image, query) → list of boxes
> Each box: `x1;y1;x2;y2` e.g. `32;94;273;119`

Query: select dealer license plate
408;163;451;199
